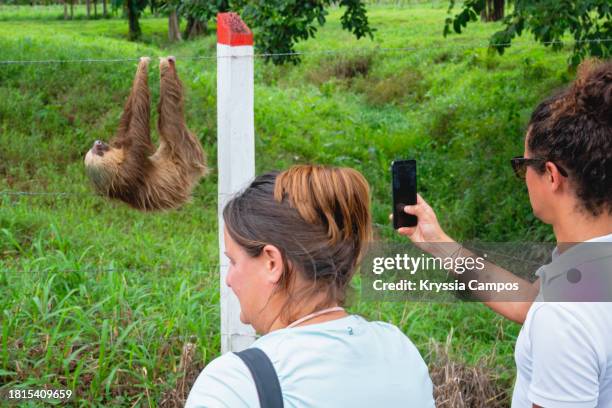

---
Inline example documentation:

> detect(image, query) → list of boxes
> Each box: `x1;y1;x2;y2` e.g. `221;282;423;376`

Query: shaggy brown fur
84;57;207;211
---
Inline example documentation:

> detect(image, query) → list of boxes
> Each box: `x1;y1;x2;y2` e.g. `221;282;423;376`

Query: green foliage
111;0;151;39
240;0;375;64
360;68;427;105
307;53;374;83
87;0;372;61
306;54;427;105
445;0;612;66
178;0;227;25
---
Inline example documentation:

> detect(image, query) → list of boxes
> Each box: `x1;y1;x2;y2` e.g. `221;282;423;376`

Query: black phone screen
392;160;417;229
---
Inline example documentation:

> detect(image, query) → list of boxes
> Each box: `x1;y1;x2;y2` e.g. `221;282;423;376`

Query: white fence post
217;12;257;353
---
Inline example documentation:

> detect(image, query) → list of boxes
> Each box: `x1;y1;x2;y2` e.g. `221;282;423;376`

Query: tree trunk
63;0;68;19
85;0;90;18
93;0;97;18
127;0;141;40
481;0;505;22
492;0;504;21
102;0;106;17
70;0;73;19
168;10;182;42
480;0;487;21
184;17;208;40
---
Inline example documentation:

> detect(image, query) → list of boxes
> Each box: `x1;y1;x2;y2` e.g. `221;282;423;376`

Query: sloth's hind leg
157;56;205;173
157;56;186;143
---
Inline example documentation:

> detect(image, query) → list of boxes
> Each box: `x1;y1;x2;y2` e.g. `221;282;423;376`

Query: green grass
0;4;574;406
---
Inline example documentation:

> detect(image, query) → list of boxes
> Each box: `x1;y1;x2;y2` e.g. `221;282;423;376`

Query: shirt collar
550;232;612;260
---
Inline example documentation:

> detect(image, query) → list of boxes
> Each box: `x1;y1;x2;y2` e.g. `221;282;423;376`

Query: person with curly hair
399;59;612;408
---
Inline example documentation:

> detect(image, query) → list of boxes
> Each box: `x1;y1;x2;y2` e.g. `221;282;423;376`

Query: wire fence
0;38;610;65
0;191;92;197
0;264;221;274
0;190;231;199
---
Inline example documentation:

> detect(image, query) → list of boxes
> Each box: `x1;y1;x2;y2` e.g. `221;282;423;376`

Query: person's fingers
404;204;426;217
416;193;432;211
415;193;438;218
397;227;417;237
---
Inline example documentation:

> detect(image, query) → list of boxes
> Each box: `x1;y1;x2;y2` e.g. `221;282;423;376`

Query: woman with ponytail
186;165;434;408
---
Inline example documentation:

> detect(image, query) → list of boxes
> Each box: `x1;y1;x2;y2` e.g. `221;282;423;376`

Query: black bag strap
234;347;284;408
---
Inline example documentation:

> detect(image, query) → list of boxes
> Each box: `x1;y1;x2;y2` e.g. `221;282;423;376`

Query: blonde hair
223;165;372;321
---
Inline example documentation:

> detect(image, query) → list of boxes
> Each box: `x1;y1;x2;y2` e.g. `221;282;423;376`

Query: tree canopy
111;0;373;65
445;0;612;66
239;0;374;64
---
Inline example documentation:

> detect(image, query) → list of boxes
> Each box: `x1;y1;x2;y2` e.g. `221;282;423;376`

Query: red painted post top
217;12;253;46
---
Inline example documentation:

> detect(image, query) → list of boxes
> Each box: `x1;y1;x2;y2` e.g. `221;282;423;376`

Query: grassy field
0;4;573;406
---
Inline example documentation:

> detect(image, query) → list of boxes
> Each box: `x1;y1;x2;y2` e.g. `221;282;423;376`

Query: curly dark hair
528;59;612;216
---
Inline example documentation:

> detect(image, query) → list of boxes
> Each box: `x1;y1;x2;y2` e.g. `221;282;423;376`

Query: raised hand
391;193;459;257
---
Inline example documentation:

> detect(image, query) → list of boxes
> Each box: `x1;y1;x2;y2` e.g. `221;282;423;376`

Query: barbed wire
0;190;231;198
0;56;213;65
253;38;612;58
0;38;610;65
0;265;220;274
0;191;88;197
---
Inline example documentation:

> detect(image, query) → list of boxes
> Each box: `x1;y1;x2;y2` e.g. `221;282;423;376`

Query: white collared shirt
512;233;612;408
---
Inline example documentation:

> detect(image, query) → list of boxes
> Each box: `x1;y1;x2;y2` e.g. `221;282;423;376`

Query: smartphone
392;159;417;229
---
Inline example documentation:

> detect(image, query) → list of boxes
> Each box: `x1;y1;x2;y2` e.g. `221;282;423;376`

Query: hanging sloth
84;56;207;211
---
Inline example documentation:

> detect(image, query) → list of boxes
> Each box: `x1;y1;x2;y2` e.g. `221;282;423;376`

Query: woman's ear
545;161;564;191
261;244;284;284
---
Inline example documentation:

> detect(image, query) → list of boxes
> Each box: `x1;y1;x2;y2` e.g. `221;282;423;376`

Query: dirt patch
307;53;428;106
358;68;427;106
307;53;374;84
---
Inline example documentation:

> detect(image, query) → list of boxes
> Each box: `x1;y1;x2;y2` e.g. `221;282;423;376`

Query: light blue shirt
186;315;435;408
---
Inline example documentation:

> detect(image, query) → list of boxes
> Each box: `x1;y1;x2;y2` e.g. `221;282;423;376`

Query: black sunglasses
510;156;569;179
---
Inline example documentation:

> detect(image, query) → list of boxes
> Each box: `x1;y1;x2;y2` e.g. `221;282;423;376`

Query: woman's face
223;227;280;332
524;135;554;224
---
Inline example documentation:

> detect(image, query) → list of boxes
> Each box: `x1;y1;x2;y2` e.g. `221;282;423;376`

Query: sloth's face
84;140;125;188
90;140;110;157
